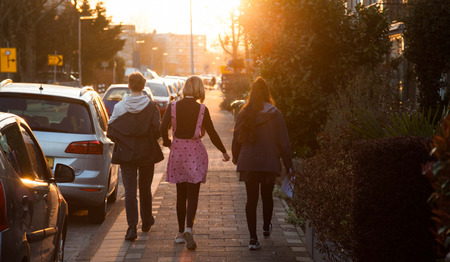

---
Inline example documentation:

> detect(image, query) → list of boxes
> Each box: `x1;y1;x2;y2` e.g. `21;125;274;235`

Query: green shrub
292;136;355;261
323;67;399;149
219;74;250;111
351;136;434;262
423;114;450;260
351;108;446;140
293;136;435;261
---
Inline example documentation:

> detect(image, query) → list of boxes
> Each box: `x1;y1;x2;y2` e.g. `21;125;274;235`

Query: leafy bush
423;114;450;260
219;74;250;111
351;136;434;262
292;135;355;261
323;67;399;149
293;136;435;261
241;0;391;156
351;108;446;140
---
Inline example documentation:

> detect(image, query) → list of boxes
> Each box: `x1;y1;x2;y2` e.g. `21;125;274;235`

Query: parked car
102;84;155;117
145;79;173;117
164;76;186;94
0;112;75;262
162;78;183;97
0;80;119;224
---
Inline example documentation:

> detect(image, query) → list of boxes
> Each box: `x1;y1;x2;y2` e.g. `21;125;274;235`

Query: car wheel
88;197;106;224
54;220;67;262
107;179;118;203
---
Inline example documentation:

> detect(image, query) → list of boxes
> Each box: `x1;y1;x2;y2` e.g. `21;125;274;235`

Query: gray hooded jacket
232;103;293;174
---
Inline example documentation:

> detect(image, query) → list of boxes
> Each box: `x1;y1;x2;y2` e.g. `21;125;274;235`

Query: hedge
294;136;435;261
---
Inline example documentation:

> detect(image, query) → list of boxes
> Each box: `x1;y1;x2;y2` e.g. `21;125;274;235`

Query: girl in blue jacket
232;77;293;250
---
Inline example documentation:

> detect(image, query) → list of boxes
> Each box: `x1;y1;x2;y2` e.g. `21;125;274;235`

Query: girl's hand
222;152;230;162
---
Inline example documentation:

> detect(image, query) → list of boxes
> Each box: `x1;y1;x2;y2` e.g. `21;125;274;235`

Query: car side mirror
54;163;75;183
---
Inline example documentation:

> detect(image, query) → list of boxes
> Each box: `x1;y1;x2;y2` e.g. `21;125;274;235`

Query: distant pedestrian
232;77;293;250
160;75;230;250
107;72;163;241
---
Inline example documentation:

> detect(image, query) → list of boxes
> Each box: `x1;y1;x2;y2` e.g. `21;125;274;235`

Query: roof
0;81;97;102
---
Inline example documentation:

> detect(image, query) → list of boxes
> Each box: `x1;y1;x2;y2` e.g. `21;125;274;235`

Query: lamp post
78;15;96;87
163;53;168;76
190;0;194;75
151;47;158;70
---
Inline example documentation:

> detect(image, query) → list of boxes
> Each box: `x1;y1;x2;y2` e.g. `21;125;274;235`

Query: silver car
0;80;119;223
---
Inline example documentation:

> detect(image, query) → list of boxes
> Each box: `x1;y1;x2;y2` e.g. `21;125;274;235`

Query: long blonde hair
183;76;205;103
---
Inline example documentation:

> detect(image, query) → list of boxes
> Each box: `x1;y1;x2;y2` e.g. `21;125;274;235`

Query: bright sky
91;0;241;47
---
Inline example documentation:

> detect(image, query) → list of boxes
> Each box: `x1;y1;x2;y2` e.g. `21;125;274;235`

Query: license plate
46;157;54;169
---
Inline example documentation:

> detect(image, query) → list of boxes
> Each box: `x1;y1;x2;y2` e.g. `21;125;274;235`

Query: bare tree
219;9;245;73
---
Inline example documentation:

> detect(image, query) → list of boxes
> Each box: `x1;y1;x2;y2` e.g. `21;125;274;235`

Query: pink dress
166;101;209;184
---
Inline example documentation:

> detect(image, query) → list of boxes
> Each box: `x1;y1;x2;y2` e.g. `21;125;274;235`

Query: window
0;123;48;180
19;124;49;181
93;98;108;132
0;97;93;134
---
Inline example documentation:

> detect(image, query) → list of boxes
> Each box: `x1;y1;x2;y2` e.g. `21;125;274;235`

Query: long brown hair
237;77;274;143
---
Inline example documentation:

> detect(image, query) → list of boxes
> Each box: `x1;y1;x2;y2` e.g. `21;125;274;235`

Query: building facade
154;34;207;76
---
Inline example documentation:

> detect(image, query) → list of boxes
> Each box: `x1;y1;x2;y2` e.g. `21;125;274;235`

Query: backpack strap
193;104;206;139
171;101;177;133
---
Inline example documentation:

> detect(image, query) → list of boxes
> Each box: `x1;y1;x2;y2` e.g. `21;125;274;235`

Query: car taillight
65;141;103;155
0;180;8;231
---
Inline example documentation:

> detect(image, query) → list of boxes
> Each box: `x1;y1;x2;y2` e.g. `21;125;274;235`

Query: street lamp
151;47;158;70
190;0;194;75
163;53;168;75
78;15;96;87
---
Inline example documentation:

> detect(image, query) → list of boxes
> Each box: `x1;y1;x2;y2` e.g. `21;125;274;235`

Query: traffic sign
48;55;63;66
220;65;231;74
1;48;17;73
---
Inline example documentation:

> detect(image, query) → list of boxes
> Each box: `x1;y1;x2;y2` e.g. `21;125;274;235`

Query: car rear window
104;88;130;101
146;83;169;97
0;97;93;134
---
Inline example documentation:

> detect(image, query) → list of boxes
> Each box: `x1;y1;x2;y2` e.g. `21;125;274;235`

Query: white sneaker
174;232;185;243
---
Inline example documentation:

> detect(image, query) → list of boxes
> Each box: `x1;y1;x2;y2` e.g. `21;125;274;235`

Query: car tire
88;197;106;224
107;179;118;203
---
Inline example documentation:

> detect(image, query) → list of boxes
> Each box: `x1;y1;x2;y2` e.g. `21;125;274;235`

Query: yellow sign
220;65;231;74
0;48;17;73
48;55;63;66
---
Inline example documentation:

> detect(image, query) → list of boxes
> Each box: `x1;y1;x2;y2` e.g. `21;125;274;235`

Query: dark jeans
121;163;155;226
176;182;201;233
245;182;275;239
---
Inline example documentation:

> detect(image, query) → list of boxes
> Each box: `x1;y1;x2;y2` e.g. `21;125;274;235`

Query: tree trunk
23;25;37;82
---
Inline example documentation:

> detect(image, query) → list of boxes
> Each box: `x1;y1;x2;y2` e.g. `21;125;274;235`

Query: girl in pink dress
160;76;230;250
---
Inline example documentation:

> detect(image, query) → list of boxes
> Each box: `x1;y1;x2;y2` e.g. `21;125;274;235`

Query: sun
95;0;242;41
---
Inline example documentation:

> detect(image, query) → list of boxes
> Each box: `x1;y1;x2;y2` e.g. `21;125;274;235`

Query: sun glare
95;0;241;43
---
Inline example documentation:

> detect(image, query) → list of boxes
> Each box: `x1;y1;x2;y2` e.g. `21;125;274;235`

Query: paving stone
89;90;312;262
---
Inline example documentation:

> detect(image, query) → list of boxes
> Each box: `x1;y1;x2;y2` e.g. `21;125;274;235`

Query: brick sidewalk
89;90;313;262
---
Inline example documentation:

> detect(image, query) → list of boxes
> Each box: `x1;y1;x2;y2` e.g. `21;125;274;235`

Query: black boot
125;225;137;241
142;216;155;232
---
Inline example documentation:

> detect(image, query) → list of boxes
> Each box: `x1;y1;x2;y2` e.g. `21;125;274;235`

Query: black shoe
248;238;261;250
263;223;272;237
142;216;155;232
125;226;137;241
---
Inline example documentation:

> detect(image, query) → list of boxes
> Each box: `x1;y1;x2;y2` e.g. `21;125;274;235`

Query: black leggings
245;182;275;239
176;182;201;233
